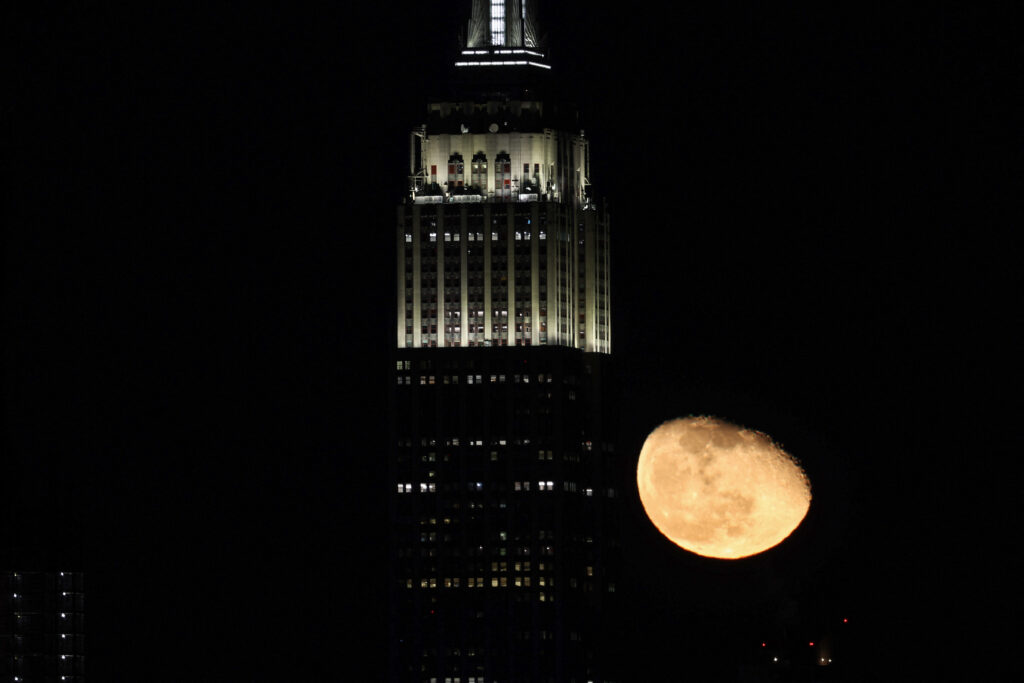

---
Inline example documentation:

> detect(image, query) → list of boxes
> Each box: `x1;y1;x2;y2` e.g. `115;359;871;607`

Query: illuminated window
490;0;505;45
447;152;465;187
494;151;512;198
471;151;487;189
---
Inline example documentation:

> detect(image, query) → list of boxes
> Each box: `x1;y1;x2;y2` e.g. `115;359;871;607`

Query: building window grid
396;117;611;681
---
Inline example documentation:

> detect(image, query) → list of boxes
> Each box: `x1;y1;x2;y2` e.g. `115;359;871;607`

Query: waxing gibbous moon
636;416;811;559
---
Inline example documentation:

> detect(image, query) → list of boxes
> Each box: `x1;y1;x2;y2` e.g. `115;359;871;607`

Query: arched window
447;152;465;188
522;161;540;193
494;151;512;199
471;151;487;193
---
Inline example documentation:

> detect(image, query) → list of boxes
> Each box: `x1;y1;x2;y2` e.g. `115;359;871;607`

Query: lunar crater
637;416;811;559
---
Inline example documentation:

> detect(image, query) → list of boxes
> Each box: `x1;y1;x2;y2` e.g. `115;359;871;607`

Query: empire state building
388;3;617;681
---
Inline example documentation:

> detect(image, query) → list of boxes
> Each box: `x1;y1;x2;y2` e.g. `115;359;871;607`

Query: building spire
457;0;550;70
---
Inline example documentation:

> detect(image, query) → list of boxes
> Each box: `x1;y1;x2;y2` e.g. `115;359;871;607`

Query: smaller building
1;571;85;682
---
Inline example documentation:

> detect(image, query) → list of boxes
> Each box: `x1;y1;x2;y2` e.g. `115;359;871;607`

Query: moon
636;416;811;559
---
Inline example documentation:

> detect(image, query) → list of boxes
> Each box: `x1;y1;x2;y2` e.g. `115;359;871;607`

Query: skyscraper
388;3;617;681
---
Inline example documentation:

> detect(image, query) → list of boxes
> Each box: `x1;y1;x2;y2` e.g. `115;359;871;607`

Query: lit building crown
457;0;550;70
397;0;609;354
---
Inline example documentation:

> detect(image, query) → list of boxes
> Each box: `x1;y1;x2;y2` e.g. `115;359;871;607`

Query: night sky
5;2;1013;680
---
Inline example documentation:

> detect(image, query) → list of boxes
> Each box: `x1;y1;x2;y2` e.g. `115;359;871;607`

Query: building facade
388;3;617;682
0;571;85;683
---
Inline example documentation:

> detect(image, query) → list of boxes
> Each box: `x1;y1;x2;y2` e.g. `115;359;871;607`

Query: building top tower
399;2;609;354
457;0;549;70
389;5;618;681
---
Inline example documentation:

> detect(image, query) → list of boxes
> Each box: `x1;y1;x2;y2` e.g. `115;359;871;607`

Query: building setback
388;3;618;682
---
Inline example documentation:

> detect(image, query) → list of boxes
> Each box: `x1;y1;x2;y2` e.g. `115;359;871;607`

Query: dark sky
5;2;1013;680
